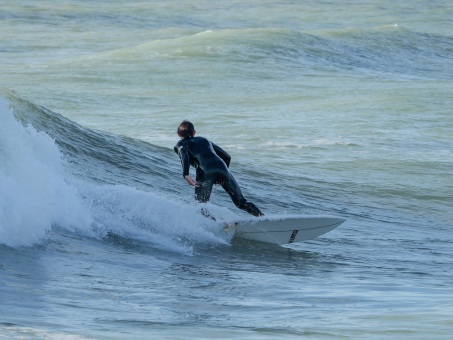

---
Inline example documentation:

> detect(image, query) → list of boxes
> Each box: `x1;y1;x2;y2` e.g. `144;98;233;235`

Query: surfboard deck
227;215;345;245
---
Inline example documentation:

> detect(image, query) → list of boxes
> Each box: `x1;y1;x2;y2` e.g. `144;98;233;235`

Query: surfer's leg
221;173;264;217
195;176;214;203
195;176;216;220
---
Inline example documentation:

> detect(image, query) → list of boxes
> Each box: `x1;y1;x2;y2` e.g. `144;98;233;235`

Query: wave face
1;95;239;251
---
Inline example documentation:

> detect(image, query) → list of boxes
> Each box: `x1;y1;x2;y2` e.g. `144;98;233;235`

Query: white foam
79;183;236;254
0;99;91;247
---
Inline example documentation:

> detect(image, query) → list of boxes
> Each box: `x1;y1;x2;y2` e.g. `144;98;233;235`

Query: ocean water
1;0;452;338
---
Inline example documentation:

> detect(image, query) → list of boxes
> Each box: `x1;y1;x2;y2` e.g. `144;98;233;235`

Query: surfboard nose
329;217;346;224
233;215;346;245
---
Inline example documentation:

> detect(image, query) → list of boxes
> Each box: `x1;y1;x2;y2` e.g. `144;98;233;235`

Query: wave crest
0;94;236;251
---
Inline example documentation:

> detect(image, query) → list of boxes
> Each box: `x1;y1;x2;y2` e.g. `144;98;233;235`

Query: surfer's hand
184;175;199;187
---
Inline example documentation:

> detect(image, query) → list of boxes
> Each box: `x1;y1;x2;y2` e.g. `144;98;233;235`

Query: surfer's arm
175;143;191;177
212;142;231;168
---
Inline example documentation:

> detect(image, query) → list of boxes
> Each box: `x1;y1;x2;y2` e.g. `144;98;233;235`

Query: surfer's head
177;120;196;138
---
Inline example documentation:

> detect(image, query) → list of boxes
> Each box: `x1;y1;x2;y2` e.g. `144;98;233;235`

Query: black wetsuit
174;136;263;217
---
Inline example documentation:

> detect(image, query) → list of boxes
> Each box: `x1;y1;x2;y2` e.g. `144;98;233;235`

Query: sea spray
79;184;236;254
0;98;91;246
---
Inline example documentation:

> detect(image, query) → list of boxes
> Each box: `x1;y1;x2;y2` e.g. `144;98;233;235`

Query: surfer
174;120;264;217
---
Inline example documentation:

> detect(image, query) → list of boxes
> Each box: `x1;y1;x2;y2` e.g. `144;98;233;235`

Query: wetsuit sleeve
212;142;231;168
174;142;190;177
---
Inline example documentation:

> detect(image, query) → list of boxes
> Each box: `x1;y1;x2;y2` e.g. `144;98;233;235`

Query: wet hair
177;120;195;138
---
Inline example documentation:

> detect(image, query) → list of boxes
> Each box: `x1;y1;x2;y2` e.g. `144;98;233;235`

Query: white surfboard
229;215;345;245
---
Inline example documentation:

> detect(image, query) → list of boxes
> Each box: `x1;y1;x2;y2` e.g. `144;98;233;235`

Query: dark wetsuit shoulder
174;136;231;177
